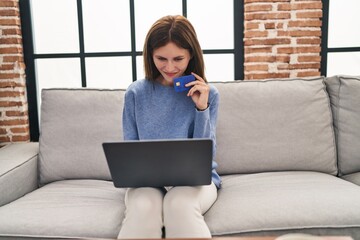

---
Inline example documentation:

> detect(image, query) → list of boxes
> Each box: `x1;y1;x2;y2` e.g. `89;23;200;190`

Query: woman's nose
164;61;175;72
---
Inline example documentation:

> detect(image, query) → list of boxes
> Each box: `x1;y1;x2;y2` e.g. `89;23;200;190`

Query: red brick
0;18;20;26
11;127;29;134
0;38;22;45
287;63;320;70
278;30;321;37
0;136;11;142
297;71;321;77
245;64;269;71
288;20;322;27
265;22;276;29
0;64;15;71
245;47;272;54
0;101;24;107
277;64;290;70
244;31;268;38
245;55;290;63
0;9;19;17
246;56;276;63
0;47;22;54
1;62;26;71
245;38;291;46
12;135;30;142
278;2;322;10
245;12;291;20
277;55;291;63
245;72;290;80
0;91;24;98
296;11;322;18
245;4;273;12
277;3;291;11
0;119;28;126
2;28;22;36
0;128;7;135
0;1;17;7
0;81;25;88
298;55;321;62
6;110;28;117
296;38;321;44
2;56;24;63
0;73;21;79
245;22;260;30
277;46;321;54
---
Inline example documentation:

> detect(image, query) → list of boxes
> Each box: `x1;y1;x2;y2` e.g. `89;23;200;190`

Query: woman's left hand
186;72;209;111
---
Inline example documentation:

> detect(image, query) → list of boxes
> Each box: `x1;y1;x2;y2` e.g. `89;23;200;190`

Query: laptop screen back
102;139;213;188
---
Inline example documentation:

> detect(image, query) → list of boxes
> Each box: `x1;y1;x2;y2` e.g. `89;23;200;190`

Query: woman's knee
163;188;199;215
163;184;217;216
126;188;164;214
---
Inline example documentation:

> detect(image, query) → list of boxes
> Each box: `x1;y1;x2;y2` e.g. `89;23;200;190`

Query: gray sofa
1;75;360;239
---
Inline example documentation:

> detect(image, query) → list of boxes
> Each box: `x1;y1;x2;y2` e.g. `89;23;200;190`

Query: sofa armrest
0;142;39;206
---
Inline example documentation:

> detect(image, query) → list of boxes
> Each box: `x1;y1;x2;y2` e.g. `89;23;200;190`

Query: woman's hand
186;72;209;111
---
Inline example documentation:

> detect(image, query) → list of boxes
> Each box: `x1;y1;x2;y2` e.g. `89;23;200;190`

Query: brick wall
0;0;30;146
244;0;322;80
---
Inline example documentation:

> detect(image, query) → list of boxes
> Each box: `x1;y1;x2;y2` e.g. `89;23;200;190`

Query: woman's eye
157;57;166;61
175;58;184;62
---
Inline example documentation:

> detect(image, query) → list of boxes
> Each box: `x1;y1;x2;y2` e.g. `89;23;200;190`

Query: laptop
102;138;213;188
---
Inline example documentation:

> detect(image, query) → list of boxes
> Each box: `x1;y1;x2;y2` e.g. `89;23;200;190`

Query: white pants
117;182;217;238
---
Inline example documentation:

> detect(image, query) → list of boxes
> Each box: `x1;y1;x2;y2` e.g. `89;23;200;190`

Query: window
19;0;244;141
321;0;360;76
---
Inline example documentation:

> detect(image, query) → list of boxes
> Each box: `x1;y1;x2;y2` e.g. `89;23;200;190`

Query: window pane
86;57;132;89
31;0;79;54
82;0;131;52
35;58;81;89
35;58;81;114
328;0;360;48
203;54;234;81
327;52;360;76
187;0;233;50
136;55;145;80
134;0;182;51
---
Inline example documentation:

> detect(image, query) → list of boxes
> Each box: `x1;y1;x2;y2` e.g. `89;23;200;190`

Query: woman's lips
165;72;177;78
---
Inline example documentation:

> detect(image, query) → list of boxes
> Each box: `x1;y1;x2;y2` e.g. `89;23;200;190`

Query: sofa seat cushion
0;180;126;238
205;171;360;236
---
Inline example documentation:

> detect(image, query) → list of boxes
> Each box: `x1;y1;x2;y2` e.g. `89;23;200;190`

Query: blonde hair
143;15;206;82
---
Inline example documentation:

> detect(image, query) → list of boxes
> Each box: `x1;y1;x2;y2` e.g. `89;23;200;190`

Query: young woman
119;15;221;238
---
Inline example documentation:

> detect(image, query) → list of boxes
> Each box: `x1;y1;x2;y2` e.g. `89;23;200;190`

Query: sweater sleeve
122;90;139;140
193;87;220;157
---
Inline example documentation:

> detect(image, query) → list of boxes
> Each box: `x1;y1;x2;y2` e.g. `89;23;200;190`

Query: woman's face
153;42;191;86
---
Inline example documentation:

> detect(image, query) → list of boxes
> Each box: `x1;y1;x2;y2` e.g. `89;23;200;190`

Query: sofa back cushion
39;89;124;185
212;78;337;175
325;75;360;175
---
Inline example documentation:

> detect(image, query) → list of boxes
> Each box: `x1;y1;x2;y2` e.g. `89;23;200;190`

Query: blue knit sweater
122;79;221;188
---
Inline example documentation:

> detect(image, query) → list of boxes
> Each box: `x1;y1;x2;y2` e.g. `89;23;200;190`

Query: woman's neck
156;76;173;87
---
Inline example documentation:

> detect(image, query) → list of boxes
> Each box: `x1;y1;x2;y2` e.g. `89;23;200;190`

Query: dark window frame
19;0;244;141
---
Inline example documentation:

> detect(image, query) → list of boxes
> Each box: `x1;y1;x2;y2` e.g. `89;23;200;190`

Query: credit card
173;75;196;92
